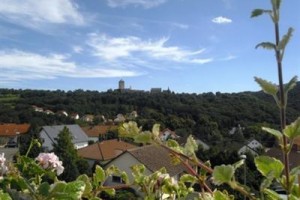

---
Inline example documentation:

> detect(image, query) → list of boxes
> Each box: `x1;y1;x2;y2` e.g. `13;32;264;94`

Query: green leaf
255;156;284;179
212;165;234;185
38;182;50;196
278;27;294;50
290;165;300;176
284;117;300;140
251;9;272;18
134;131;152;144
76;174;93;197
213;190;233;200
121;171;129;184
232;159;244;170
152;124;160;137
180;174;198;183
255;42;276;50
0;191;12;200
94;165;106;184
64;181;85;198
183;135;198;157
271;0;281;10
263;188;281;199
166;139;180;148
254;77;278;97
262;127;283;141
118;121;142;138
284;76;298;107
103;188;115;197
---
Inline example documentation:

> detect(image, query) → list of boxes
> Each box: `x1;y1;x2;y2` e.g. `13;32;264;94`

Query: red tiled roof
0;123;30;136
77;139;136;161
81;125;117;137
127;145;186;176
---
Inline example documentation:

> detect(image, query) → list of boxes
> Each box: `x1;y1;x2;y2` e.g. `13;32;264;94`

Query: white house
40;124;89;151
104;145;186;186
238;139;263;156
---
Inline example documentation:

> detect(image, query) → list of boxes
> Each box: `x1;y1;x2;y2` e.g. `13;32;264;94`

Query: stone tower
119;79;125;90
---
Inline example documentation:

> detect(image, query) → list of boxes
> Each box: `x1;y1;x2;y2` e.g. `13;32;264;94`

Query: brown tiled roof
77;139;136;161
0;123;30;136
265;147;300;169
81;125;117;137
128;145;186;176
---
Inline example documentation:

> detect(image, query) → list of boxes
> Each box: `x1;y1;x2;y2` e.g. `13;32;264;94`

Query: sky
0;0;299;94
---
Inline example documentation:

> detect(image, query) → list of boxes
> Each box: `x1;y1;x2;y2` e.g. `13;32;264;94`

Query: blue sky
0;0;299;93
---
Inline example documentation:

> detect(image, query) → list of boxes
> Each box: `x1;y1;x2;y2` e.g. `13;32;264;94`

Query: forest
1;85;299;153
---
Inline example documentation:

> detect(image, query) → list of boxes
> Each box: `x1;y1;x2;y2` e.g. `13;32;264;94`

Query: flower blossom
0;153;8;176
36;153;64;175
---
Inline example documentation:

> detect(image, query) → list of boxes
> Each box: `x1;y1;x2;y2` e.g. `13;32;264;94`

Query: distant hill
0;83;299;148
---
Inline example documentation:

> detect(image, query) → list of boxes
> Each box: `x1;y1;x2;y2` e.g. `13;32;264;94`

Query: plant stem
274;15;290;193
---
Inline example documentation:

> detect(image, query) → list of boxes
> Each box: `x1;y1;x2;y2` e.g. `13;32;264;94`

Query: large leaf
118;121;141;138
38;182;50;196
255;42;276;50
76;174;93;197
284;76;298;107
255;156;284;179
271;0;281;10
283;117;300;140
278;27;294;50
134;131;152;144
183;135;198;157
263;188;281;199
251;9;272;18
254;77;278;97
94;165;106;184
213;190;233;200
212;165;234;186
262;127;283;141
152;124;160;137
0;191;12;200
180;174;198;184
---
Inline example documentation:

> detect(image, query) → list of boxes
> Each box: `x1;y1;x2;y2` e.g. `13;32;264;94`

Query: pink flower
36;153;64;175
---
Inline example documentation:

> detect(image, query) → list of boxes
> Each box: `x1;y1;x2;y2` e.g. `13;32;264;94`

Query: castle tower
119;79;125;90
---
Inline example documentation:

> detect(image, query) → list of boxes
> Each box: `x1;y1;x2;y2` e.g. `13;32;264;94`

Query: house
159;128;180;142
81;125;118;142
56;110;68;117
238;139;263;156
0;123;30;147
32;105;43;112
39;124;89;151
104;145;186;186
81;114;94;122
70;113;80;120
77;139;136;167
114;114;126;123
44;109;54;115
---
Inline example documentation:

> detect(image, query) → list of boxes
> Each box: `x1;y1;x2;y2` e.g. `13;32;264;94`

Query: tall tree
52;127;80;181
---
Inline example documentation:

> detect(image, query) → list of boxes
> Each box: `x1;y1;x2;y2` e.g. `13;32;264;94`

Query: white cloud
212;16;232;24
0;50;140;83
87;33;212;64
0;0;84;27
107;0;168;8
73;46;83;54
172;23;189;29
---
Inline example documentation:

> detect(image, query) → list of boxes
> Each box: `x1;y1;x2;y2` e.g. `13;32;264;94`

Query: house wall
40;130;54;151
104;153;152;185
74;142;88;149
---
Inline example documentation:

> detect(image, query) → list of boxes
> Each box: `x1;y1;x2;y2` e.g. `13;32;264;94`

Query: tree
52;127;88;181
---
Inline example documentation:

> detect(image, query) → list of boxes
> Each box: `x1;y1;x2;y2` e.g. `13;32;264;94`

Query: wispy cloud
0;0;85;29
212;16;232;24
0;50;140;83
172;23;189;29
106;0;168;8
87;33;212;64
72;46;83;54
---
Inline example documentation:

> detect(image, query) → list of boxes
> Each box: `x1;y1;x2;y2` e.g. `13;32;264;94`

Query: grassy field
0;94;20;107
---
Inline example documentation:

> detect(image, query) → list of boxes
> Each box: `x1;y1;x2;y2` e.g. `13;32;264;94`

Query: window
112;175;124;183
